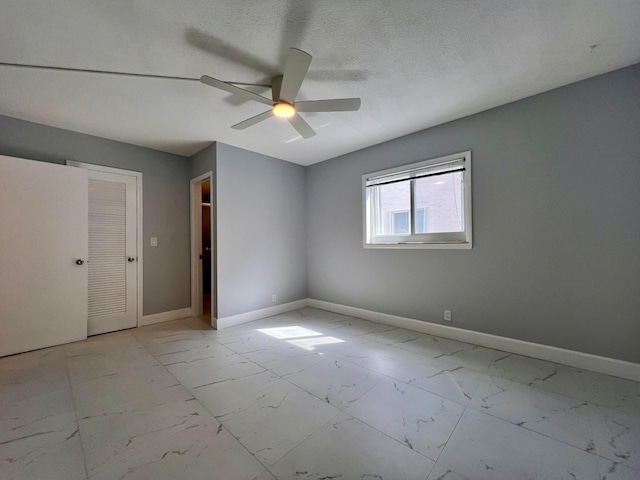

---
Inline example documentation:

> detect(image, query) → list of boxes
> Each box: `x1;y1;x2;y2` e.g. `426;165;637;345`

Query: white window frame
363;151;472;249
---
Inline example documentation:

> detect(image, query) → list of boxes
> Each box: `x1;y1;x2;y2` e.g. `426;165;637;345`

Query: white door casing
67;160;143;335
0;155;88;357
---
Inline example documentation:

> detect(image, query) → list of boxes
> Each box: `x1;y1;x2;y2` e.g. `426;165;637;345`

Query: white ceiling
1;1;639;166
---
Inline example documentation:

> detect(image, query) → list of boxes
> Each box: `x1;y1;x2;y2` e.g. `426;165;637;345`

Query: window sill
363;241;472;250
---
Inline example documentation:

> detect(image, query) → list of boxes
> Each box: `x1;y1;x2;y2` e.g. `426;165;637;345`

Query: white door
87;169;138;335
0;155;88;357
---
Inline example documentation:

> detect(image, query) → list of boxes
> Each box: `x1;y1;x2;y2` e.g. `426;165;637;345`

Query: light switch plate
150;237;158;247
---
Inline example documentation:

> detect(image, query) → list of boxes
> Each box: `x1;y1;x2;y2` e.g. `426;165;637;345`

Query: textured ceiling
1;1;639;166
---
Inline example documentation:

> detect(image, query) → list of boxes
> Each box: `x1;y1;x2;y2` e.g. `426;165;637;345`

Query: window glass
414;171;463;233
379;181;410;236
392;211;410;234
415;208;426;233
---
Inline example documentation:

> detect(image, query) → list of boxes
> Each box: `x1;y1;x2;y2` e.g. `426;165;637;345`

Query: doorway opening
190;171;214;323
201;180;212;317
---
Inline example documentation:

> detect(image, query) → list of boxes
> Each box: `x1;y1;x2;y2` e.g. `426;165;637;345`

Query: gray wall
215;143;307;318
0;115;191;316
190;142;216;181
2;63;638;362
306;64;640;363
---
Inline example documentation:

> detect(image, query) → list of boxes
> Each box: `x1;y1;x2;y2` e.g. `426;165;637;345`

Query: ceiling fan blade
200;75;274;106
279;48;312;104
231;110;274;130
295;98;361;112
288;113;316;139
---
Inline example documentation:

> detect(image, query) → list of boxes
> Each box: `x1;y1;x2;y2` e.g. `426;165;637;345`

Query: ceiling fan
200;48;361;139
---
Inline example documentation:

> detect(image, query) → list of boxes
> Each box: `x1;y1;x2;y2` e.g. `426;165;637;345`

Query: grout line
47;308;640;479
62;347;91;480
204;318;417;469
461;400;636;470
135;323;268;475
222;321;453;465
142;315;315;475
433;402;468;466
215;342;337;467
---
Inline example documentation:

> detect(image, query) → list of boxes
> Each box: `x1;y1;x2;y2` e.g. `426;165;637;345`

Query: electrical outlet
271;294;277;303
150;237;158;247
444;310;452;322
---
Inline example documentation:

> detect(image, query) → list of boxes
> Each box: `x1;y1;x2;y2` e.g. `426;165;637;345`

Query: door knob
76;259;85;265
127;257;136;262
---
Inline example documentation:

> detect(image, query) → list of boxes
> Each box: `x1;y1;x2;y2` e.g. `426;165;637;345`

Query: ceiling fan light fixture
273;102;296;118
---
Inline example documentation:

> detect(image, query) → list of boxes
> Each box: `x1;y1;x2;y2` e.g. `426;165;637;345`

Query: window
363;151;472;249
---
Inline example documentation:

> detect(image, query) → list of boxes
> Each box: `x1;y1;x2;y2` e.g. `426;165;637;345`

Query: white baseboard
140;307;192;327
307;299;640;383
201;297;640;381
214;299;308;330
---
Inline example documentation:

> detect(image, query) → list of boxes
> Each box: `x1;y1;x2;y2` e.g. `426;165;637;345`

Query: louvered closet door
87;170;137;335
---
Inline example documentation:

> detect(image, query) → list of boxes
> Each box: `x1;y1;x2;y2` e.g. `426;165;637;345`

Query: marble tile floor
1;307;639;480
